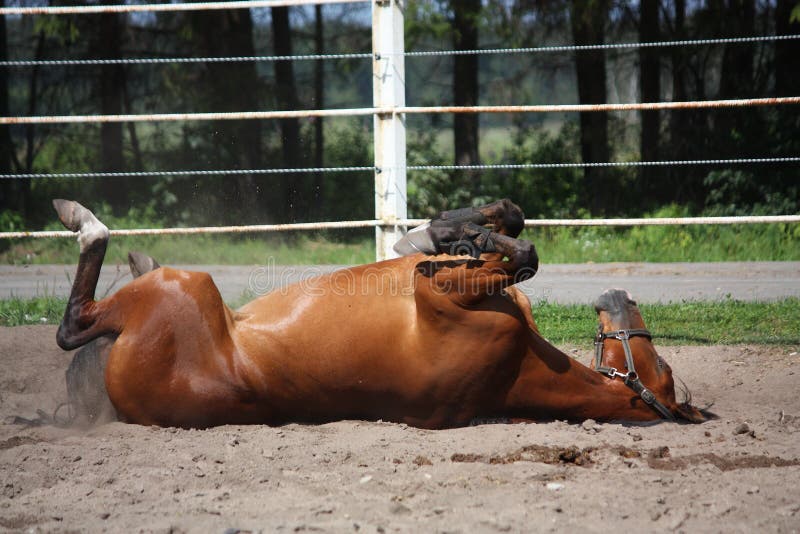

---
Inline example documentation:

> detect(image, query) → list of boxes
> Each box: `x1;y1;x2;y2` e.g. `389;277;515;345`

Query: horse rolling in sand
53;198;706;428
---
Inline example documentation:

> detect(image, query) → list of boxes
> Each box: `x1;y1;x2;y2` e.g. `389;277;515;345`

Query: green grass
0;295;66;327
534;298;800;346
1;233;375;266
4;295;798;347
526;223;800;263
2;223;798;265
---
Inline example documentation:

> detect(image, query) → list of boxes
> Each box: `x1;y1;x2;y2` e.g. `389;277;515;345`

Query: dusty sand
1;325;799;533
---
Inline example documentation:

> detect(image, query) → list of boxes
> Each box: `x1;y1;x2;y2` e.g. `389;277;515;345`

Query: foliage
703;170;800;216
1;3;798;248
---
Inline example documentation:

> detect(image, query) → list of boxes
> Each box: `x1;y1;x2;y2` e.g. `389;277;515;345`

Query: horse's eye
656;356;665;370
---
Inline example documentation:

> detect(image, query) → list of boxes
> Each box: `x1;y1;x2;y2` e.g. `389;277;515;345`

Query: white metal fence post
372;0;408;262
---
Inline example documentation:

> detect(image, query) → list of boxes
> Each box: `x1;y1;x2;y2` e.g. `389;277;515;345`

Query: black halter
593;326;675;421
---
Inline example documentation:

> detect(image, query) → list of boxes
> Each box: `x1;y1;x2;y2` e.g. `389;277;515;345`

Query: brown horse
53;198;706;428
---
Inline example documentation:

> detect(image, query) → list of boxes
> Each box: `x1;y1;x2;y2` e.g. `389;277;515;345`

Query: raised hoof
52;199;109;252
128;251;161;278
393;222;437;256
52;199;85;232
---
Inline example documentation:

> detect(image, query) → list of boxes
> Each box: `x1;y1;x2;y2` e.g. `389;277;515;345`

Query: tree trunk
313;4;324;218
0;1;27;221
272;6;304;223
775;0;800;98
716;0;756;159
772;0;799;205
669;0;687;153
91;7;127;215
188;8;263;222
639;0;660;191
571;0;612;215
451;0;481;191
0;1;14;213
718;0;755;99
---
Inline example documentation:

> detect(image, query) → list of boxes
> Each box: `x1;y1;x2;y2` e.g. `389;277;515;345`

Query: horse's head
593;289;707;423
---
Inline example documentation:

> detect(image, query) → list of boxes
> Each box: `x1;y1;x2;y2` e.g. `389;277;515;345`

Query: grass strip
2;223;798;265
534;298;800;346
3;296;798;346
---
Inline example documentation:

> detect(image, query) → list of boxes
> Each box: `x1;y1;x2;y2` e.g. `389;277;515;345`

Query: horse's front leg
434;198;525;238
414;221;539;305
394;199;526;256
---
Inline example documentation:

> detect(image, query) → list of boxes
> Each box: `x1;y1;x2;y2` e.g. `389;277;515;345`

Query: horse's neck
504;333;663;423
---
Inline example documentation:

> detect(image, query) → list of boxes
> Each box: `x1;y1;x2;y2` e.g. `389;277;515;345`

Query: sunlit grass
1;233;375;266
533;298;800;346
4;295;798;348
2;223;797;265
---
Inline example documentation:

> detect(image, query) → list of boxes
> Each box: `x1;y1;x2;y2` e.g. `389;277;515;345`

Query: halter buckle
613;330;630;341
640;388;656;405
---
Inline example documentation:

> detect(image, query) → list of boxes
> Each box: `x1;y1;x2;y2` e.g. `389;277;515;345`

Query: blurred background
0;0;798;265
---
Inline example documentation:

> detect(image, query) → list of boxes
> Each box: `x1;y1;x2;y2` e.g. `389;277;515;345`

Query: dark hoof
52;199;83;232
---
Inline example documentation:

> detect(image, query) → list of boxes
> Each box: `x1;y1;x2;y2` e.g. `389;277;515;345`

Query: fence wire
0;0;368;16
4;35;797;68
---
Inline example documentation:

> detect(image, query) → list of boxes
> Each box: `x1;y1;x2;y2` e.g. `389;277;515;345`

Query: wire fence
3;157;799;181
1;0;798;243
4;34;798;68
0;0;368;16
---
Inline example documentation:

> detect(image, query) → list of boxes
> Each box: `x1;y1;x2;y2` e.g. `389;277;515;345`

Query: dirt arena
1;325;799;533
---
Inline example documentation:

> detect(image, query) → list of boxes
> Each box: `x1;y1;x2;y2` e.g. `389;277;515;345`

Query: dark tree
570;0;612;214
272;6;306;222
187;8;264;222
775;0;800;98
451;0;481;189
772;0;800;213
313;4;325;218
668;0;688;157
0;1;17;215
714;0;760;159
0;3;11;179
639;0;660;177
89;5;127;215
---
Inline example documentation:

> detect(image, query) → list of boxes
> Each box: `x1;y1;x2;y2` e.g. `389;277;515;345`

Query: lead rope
594;325;676;421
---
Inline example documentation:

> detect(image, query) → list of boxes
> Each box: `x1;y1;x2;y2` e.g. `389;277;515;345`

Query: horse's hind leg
65;251;161;424
53;200;119;350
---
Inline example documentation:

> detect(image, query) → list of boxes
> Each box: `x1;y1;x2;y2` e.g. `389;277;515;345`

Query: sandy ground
1;325;799;533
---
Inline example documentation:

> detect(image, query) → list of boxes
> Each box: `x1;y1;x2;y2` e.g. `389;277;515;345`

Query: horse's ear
128;251;161;279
